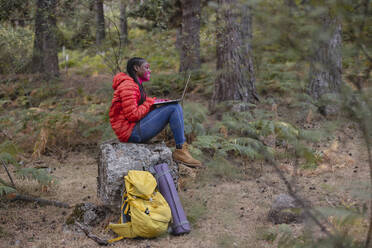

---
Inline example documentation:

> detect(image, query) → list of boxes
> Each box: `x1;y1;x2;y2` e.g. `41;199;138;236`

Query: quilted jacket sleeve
119;82;155;122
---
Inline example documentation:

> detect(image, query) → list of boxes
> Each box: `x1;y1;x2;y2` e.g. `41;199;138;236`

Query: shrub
0;25;33;74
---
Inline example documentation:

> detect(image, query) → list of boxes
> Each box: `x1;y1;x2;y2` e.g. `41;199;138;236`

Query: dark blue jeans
128;103;186;145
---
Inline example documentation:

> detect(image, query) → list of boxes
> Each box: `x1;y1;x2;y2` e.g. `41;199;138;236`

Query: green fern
197;108;327;167
192;135;273;160
0;152;17;165
0;184;16;196
16;168;53;185
184;102;207;136
0;140;19;157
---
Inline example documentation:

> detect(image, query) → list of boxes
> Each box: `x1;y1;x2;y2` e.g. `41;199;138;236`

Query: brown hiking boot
172;144;203;168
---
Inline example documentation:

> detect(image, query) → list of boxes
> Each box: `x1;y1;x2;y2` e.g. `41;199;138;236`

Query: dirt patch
0;124;370;247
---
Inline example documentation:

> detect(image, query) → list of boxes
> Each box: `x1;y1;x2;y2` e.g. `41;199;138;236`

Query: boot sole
173;158;203;168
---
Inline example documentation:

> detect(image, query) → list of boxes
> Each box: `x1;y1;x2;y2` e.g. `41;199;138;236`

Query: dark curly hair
127;57;147;105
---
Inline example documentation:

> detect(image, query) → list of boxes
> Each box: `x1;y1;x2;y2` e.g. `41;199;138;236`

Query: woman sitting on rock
109;57;202;168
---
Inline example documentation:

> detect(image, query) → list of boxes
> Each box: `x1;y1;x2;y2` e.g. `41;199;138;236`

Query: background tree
119;0;129;45
240;2;258;102
96;0;106;46
31;0;60;77
307;11;342;108
179;0;201;72
211;0;259;109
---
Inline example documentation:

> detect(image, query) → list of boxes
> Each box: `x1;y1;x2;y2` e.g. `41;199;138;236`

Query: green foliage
257;227;278;243
0;25;33;74
194;135;270;160
201;157;243;182
125;28;179;72
145;72;185;97
58;49;109;76
275;205;366;248
0;152;17;165
146;68;214;98
216;234;238;248
0;185;16;196
257;224;292;243
195;107;325;168
16;168;53;186
0;0;30;22
0;140;54;195
0;140;19;164
278;232;364;248
184;102;207;137
129;0;177;29
181;193;207;226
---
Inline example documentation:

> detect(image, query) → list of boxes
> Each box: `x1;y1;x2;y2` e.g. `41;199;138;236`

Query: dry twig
75;222;109;246
1;159;15;188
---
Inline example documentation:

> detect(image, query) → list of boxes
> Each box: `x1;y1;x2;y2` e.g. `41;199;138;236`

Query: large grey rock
97;140;178;208
268;194;305;224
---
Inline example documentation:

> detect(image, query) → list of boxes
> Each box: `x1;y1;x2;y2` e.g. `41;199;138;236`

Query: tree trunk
43;0;59;77
119;0;128;45
211;0;258;109
240;3;258;103
31;0;59;77
176;26;182;51
307;15;342;100
31;0;46;74
96;0;105;46
179;0;201;72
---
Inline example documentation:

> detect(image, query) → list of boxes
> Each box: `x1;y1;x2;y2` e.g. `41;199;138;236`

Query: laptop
154;73;191;106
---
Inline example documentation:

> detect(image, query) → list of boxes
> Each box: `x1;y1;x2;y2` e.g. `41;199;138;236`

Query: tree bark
119;0;128;45
307;15;342;100
96;0;106;46
43;0;59;77
176;26;182;51
179;0;201;72
31;0;59;77
31;0;46;74
240;3;258;102
211;0;258;109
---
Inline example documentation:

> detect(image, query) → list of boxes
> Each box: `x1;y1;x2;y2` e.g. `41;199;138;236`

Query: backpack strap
108;236;124;243
121;193;131;223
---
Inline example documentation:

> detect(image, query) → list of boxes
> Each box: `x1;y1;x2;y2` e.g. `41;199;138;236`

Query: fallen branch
75;222;109;246
10;194;70;208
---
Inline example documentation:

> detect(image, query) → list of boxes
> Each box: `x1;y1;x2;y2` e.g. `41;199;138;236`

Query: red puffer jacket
109;73;155;142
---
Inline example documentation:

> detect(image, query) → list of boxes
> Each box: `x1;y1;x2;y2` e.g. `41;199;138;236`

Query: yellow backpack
108;170;171;243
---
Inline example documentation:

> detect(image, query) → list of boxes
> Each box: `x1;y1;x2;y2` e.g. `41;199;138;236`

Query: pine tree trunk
31;0;46;73
176;26;182;51
119;0;128;45
241;3;258;102
179;0;201;72
307;16;342;100
96;0;105;46
211;0;258;109
31;0;59;77
43;0;59;77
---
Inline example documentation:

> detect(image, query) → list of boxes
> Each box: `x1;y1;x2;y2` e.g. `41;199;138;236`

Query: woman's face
135;62;151;81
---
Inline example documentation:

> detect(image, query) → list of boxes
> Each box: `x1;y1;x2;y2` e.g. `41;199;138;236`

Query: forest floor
0;74;370;248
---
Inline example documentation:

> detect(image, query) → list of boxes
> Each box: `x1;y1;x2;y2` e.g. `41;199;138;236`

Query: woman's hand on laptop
154;98;170;103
